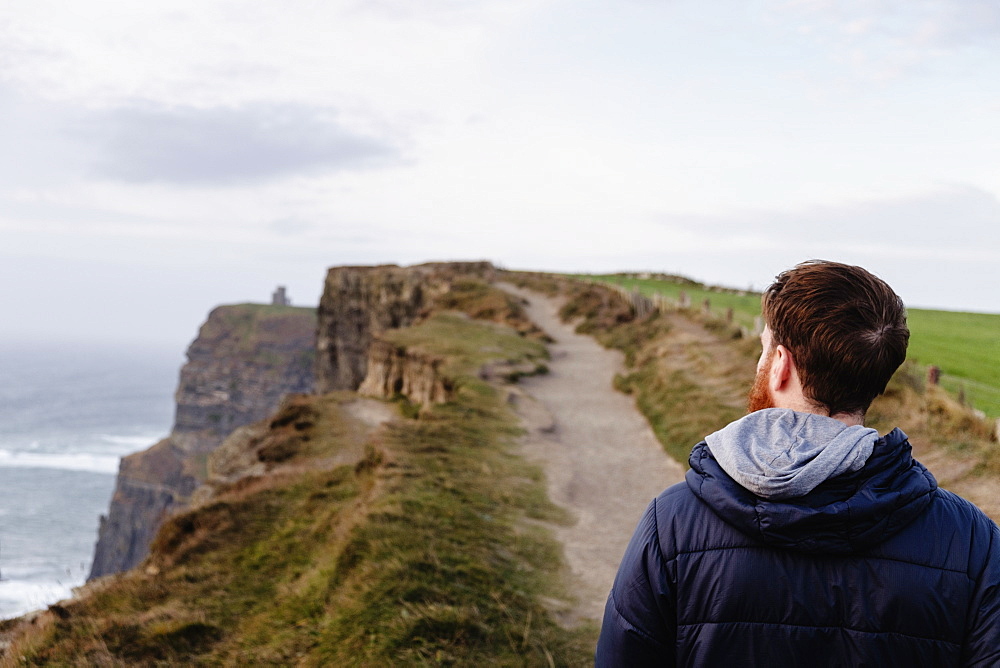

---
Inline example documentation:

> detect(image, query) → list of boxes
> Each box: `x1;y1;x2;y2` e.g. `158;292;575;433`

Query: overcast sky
1;0;998;350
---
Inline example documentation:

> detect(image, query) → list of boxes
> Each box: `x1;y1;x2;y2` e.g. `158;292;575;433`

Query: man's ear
770;344;795;392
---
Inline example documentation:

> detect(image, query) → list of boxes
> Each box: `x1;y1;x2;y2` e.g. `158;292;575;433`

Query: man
595;260;1000;666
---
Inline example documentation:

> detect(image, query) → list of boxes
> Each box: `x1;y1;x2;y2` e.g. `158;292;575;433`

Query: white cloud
268;217;313;237
654;184;1000;253
0;0;542;115
636;185;1000;310
769;0;1000;80
0;0;999;345
77;103;399;185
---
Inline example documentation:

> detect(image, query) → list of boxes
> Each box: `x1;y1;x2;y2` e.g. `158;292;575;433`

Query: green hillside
905;309;1000;419
578;273;1000;418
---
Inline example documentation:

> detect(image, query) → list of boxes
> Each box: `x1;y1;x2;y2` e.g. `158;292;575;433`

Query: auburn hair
762;260;909;417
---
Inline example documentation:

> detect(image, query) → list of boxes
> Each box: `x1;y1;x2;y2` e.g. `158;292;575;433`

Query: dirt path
499;285;686;625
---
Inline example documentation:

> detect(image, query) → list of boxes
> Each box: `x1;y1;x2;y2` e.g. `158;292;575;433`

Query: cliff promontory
315;265;432;393
88;304;316;579
90;262;524;580
314;261;497;393
4;278;590;665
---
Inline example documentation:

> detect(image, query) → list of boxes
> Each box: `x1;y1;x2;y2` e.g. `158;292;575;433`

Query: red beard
747;351;775;413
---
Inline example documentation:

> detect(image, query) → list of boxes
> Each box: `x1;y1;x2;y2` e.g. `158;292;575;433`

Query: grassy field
577;273;1000;418
904;309;1000;419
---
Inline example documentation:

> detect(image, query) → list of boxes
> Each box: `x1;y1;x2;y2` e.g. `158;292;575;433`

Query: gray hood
705;408;878;500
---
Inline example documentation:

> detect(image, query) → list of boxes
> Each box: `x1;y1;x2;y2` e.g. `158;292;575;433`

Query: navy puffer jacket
595;428;1000;666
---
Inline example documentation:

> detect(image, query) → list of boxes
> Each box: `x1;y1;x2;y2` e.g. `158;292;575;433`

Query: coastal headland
1;262;996;664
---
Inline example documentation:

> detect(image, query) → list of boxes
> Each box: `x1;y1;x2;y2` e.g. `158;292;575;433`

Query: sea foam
0;579;75;620
0;449;120;475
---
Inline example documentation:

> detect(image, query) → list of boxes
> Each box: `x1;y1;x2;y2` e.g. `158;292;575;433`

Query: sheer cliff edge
88;261;500;579
88;304;316;578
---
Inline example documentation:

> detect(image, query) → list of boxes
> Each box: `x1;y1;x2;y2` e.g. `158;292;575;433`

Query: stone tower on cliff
271;285;290;306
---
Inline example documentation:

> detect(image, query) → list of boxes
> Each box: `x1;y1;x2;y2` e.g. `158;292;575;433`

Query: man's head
752;260;909;419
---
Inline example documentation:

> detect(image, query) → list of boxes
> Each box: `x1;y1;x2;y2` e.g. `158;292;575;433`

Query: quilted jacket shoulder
596;430;1000;667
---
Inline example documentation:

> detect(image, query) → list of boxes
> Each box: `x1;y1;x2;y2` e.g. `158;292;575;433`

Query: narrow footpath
500;285;686;625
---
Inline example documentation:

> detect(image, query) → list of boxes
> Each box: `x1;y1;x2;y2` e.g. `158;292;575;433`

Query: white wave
0;449;120;474
0;579;76;620
98;433;164;449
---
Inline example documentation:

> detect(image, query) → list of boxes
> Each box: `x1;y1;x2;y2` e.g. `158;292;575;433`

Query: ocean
0;340;178;619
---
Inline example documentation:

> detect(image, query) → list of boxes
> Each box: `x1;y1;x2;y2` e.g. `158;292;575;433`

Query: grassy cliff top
189;303;317;356
381;312;548;378
1;284;592;665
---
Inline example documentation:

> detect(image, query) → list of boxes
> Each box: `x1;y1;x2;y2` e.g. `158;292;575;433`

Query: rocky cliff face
315;266;430;393
89;437;195;580
89;304;316;579
357;338;452;405
172;304;315;451
314;262;495;394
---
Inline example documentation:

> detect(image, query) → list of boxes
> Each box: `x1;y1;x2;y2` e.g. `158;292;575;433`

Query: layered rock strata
357;338;452;405
314;262;495;393
88;304;316;579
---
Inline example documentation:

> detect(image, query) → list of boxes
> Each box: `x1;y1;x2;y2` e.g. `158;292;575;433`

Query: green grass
572;273;762;330
433;278;545;339
905;308;1000;418
204;303;317;358
577;273;1000;418
616;365;744;464
383;312;549;379
314;384;589;665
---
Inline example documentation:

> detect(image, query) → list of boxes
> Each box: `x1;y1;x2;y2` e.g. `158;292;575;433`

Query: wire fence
585;277;1000;437
588;279;762;338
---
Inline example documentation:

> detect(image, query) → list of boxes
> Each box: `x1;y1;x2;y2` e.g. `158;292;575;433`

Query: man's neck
828;411;864;427
782;400;864;427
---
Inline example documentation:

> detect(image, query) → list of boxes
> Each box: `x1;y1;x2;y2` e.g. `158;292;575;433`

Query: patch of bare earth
499;284;685;626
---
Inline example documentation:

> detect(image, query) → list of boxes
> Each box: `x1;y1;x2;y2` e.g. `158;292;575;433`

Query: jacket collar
686;428;938;553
